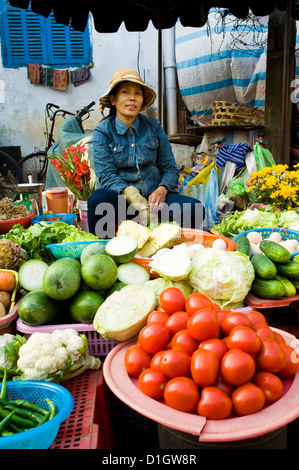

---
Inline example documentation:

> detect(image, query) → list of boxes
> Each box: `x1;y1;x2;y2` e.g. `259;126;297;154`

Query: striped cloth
216;143;252;170
175;9;267;125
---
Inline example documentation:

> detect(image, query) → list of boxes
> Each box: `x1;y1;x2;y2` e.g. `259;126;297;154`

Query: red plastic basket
50;369;115;449
16;318;118;357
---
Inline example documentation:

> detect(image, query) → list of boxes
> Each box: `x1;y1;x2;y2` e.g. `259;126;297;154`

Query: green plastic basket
46;241;108;259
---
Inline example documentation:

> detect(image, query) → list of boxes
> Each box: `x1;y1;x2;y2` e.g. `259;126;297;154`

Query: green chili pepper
11;399;48;417
0;370;7;400
0;410;14;435
45;398;56;420
0;406;35;429
0;398;43;425
0;367;20;377
1;429;14;437
37;410;51;426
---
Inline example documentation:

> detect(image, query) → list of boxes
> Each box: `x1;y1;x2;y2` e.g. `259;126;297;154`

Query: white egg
269;232;282;243
246;231;263;244
250;242;263;255
280;239;299;254
187;243;205;258
212;238;227;250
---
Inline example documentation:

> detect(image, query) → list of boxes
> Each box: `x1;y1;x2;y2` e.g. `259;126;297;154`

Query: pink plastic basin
103;328;299;443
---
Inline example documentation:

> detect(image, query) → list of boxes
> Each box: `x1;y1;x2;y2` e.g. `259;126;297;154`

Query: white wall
0;19;159;156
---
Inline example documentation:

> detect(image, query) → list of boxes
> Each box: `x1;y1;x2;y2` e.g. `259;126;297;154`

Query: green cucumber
259;240;290;263
117;262;150;284
292;278;299;290
105;236;138;264
235;235;251;256
250;277;286;299
18;259;49;291
250;254;277;279
276;261;299;279
274;274;296;297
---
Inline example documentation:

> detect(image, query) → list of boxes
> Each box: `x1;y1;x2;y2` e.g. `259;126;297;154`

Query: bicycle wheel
18;151;48;183
0;151;23;199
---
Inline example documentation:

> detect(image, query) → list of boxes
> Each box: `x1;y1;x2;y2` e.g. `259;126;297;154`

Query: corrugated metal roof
7;0;299;33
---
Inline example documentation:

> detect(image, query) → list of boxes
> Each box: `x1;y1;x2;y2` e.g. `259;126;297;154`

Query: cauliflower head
16;329;101;382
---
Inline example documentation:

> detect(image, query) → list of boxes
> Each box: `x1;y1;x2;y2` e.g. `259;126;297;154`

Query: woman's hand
148;186;168;211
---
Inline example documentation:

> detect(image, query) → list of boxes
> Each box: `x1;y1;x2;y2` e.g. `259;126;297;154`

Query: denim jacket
92;114;179;199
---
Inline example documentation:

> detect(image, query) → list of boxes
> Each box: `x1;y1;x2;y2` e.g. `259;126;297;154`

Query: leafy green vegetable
2;222;99;263
62;231;99;242
212;208;299;238
0;334;26;371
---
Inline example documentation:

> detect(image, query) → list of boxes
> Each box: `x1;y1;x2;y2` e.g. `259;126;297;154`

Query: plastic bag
226;168;250;210
180;167;219;229
254;142;276;170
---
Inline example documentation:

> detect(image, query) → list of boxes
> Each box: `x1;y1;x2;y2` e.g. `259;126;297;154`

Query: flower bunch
246;163;299;210
48;142;95;200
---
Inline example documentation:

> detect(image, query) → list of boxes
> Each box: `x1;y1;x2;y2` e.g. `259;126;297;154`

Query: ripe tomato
150;350;166;370
220;348;255;386
221;312;251;336
278;344;299;378
171;329;199;356
138;368;168;399
274;331;286;345
159;287;185;314
164;377;200;412
191;349;219;387
253;371;283;404
257;326;277;340
187;309;219;342
198;338;228;362
147;310;170;325
166;311;190;336
226;326;261;355
256;337;286;374
212;303;221;311
246;310;267;327
197;386;232;420
213;374;235;397
253;322;277;340
160;348;191;378
216;309;233;326
124;344;151;377
185;293;213;315
138;323;171;355
231;383;265;416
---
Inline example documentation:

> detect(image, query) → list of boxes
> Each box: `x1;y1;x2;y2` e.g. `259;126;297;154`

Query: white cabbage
189;248;255;307
93;285;155;341
149;243;191;281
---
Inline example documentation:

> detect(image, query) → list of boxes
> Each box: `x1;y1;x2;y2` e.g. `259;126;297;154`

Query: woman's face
110;81;144;125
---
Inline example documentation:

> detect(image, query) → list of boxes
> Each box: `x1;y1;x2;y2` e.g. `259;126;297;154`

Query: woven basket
211;101;264;127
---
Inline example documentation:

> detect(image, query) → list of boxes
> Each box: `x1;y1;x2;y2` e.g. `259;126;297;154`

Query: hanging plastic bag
254;142;276;170
180;168;219;229
226;167;250;210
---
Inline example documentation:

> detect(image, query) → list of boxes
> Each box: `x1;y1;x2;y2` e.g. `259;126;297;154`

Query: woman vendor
88;68;205;237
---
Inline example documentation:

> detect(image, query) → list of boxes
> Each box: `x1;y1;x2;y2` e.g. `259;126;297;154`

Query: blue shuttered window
0;0;92;67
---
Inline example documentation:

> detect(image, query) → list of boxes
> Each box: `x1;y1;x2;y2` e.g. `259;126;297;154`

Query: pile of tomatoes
124;287;299;420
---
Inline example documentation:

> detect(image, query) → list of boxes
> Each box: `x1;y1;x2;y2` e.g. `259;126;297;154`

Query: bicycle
16;101;95;184
0;151;23;199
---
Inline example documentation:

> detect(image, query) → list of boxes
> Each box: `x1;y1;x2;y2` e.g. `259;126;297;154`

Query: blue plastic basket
233;227;299;258
46;240;108;259
32;213;77;225
0;380;74;449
